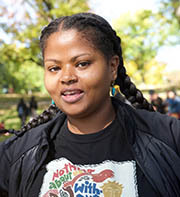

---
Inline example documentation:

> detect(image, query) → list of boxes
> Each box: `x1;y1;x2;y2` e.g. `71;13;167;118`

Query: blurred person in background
0;121;5;134
166;90;180;119
148;90;166;114
29;96;38;119
17;98;29;126
0;121;5;130
0;121;10;136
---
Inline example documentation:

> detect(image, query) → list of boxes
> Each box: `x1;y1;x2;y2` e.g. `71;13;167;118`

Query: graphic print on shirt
39;158;138;197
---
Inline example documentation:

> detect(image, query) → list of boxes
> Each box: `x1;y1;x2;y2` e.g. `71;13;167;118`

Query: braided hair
15;12;154;135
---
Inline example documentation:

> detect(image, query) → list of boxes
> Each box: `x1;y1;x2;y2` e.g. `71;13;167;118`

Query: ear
109;55;119;81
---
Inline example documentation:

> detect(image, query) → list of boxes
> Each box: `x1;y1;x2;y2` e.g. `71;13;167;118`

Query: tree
124;59;166;85
113;10;170;85
0;43;45;93
0;0;89;93
158;0;180;25
156;0;180;47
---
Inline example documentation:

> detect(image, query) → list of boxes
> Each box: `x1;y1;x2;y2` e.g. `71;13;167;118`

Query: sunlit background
90;0;180;73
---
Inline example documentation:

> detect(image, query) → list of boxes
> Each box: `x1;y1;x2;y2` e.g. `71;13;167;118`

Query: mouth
61;89;84;103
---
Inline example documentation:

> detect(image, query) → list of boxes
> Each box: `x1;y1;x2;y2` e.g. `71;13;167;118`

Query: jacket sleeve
0;137;16;196
135;110;180;156
162;114;180;155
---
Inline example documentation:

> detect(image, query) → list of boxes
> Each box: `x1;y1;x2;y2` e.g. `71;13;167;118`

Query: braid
112;33;154;110
14;104;60;136
15;12;154;136
79;14;154;111
117;66;154;111
62;13;154;111
14;16;66;136
87;19;154;111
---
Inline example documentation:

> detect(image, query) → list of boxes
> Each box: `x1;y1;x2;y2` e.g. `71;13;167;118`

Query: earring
51;100;55;105
111;81;116;96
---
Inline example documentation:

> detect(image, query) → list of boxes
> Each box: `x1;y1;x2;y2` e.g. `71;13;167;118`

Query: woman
0;12;180;197
29;96;38;119
166;90;180;119
17;98;29;126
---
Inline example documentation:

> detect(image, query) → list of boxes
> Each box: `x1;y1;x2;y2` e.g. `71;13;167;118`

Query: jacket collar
10;98;136;162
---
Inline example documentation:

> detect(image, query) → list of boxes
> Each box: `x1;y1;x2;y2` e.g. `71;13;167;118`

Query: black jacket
0;99;180;197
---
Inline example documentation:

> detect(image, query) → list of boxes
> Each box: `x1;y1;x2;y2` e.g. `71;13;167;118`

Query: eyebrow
44;53;91;63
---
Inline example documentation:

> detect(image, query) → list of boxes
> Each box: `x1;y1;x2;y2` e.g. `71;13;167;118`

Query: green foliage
0;43;45;93
113;10;177;84
158;0;180;26
154;0;180;46
0;0;89;93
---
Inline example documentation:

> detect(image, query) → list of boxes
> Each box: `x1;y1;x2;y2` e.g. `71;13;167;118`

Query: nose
60;65;77;85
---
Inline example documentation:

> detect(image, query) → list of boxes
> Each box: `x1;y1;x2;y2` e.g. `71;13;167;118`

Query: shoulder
133;107;179;133
0;112;66;164
112;97;180;154
125;104;180;154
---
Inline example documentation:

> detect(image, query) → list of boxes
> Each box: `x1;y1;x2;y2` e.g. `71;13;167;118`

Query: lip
61;88;84;103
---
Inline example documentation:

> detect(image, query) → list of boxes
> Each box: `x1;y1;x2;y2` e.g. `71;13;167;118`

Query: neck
67;100;116;135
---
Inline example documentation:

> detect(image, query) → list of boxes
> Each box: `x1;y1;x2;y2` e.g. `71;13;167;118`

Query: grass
0;93;51;142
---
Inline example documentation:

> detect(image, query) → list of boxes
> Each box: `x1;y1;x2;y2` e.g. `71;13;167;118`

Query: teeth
64;91;77;95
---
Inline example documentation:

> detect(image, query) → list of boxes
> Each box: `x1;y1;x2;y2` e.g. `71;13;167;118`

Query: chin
65;112;86;119
63;107;90;119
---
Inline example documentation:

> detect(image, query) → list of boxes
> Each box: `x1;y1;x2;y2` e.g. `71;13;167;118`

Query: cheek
82;69;111;92
44;73;57;95
44;79;50;94
44;73;50;92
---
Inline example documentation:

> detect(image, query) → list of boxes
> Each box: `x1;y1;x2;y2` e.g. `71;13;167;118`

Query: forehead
43;29;103;61
55;29;78;43
46;29;94;48
44;29;101;57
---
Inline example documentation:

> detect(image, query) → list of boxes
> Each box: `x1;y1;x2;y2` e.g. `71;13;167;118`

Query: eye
76;61;90;68
48;66;61;72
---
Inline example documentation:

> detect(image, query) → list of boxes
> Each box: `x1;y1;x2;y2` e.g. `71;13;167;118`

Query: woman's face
44;29;118;119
